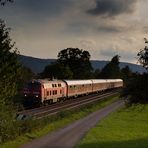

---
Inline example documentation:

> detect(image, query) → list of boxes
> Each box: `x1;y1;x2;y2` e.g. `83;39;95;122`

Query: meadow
78;104;148;148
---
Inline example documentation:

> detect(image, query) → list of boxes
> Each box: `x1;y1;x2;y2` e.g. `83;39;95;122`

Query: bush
122;73;148;104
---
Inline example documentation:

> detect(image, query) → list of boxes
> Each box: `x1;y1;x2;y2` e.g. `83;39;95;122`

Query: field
78;104;148;148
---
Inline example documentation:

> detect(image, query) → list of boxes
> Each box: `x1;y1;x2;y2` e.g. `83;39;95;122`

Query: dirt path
21;100;124;148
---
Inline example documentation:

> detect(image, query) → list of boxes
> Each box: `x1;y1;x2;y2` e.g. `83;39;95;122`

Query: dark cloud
87;0;137;17
15;0;72;18
97;25;123;33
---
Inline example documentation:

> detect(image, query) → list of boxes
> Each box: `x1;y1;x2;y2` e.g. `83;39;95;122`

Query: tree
137;38;148;70
93;68;100;78
122;39;148;104
99;55;121;79
0;0;13;6
41;62;73;79
121;65;132;81
0;19;21;103
57;48;93;79
0;19;22;142
122;73;148;104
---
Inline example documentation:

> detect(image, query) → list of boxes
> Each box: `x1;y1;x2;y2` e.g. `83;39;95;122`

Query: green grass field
2;94;120;148
78;104;148;148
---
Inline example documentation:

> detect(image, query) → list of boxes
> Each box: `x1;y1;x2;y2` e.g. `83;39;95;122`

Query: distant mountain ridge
18;55;146;74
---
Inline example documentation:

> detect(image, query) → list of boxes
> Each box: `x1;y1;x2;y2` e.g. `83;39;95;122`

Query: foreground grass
2;93;120;148
78;104;148;148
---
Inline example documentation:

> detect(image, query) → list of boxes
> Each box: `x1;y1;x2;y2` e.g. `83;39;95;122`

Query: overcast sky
1;0;148;63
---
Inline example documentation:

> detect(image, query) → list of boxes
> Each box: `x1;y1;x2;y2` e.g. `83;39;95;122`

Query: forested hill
18;55;146;74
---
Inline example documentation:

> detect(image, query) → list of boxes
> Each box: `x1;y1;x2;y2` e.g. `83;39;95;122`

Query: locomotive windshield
25;81;41;91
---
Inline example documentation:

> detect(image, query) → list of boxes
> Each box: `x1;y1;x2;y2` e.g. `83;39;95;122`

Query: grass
2;93;120;148
78;104;148;148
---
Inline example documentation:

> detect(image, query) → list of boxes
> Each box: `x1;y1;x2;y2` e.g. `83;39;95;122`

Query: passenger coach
64;80;92;98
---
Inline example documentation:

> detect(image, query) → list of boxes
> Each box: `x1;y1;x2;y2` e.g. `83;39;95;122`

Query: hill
18;55;146;74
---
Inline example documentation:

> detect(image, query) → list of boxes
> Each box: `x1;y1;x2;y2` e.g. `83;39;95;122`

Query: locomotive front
23;80;42;105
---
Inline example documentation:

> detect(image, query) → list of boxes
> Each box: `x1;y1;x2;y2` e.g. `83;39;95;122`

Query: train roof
91;79;123;83
64;80;92;85
106;79;123;82
28;79;66;88
30;79;64;84
91;79;107;83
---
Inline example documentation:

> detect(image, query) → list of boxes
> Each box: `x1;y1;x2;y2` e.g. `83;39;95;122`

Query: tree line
40;48;134;82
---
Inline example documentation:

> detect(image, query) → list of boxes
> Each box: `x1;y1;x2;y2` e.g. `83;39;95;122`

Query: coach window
47;91;49;96
52;84;54;88
58;84;61;87
50;91;51;96
55;90;57;95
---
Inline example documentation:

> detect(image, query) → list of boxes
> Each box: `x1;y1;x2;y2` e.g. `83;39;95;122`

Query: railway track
17;89;121;120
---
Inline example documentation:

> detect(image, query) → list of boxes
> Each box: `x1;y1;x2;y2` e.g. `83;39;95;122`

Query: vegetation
122;73;148;104
0;0;13;6
0;19;20;143
99;55;121;79
137;38;148;70
41;52;133;80
0;19;34;143
2;94;120;147
122;39;148;104
78;104;148;148
41;62;73;79
57;48;93;79
42;48;93;79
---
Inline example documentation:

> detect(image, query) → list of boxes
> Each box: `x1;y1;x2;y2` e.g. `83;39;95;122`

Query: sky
0;0;148;63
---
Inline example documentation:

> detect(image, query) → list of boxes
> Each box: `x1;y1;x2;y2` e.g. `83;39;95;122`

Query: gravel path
21;100;124;148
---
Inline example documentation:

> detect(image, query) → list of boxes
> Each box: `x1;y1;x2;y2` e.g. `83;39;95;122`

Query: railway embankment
3;93;120;148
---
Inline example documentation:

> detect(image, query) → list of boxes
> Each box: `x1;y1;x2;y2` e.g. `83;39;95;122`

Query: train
23;79;123;105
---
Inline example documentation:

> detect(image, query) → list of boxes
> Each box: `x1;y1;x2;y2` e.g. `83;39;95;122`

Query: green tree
93;68;100;78
121;65;132;81
122;39;148;104
99;55;121;79
0;19;21;103
41;62;73;79
137;38;148;70
57;48;93;79
122;73;148;104
0;19;21;143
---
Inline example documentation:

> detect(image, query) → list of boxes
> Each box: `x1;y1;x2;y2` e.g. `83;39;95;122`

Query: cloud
99;46;137;62
87;0;138;17
77;39;96;50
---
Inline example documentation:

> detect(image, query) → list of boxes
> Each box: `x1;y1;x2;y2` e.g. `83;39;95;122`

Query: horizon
20;54;141;66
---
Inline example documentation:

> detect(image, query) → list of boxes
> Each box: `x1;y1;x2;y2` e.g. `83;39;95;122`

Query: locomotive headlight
24;94;27;97
36;95;38;98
